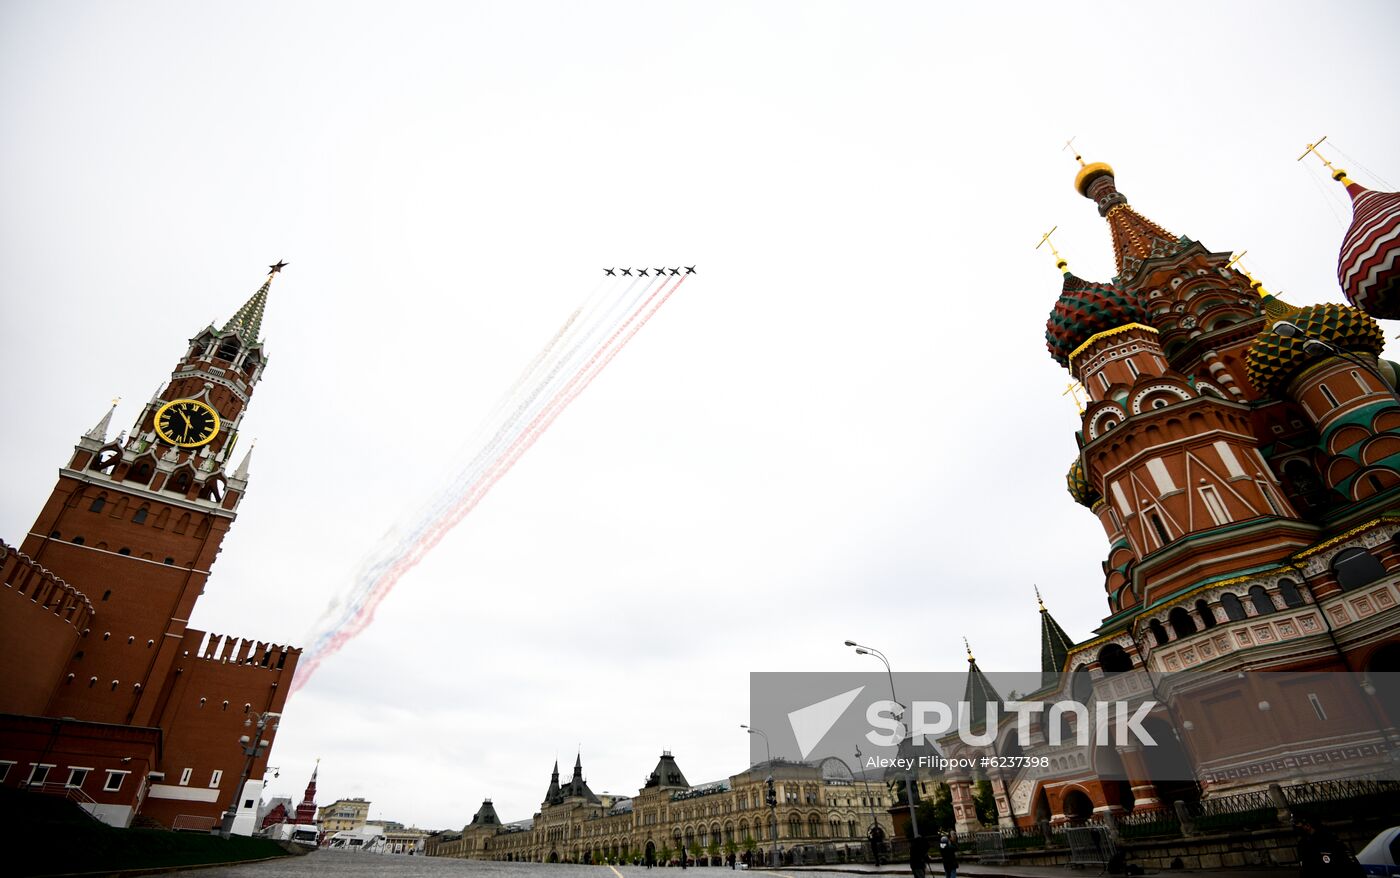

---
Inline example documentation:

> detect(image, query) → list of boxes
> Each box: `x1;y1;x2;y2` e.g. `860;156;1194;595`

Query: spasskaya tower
0;262;300;833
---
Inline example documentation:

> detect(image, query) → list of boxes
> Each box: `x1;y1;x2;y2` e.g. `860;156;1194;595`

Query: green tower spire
222;260;286;346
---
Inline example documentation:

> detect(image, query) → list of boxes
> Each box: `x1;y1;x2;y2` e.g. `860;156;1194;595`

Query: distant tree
659;844;673;864
972;779;996;826
689;840;702;862
742;835;757;854
724;838;738;858
933;782;954;830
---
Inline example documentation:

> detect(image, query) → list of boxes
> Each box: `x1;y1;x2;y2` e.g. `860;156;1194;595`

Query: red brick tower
295;762;319;825
0;263;300;832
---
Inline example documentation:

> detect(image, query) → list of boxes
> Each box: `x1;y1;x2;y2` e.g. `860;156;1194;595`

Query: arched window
89;495;106;513
216;337;241;361
1221;593;1246;621
168;470;193;496
132;507;148;524
1149;513;1171;546
1195;599;1217;629
127;461;154;486
1333;548;1386;591
1098;643;1133;672
1248;585;1275;616
72;536;85;546
1277;579;1305;608
1149;619;1169;646
1169;607;1197;639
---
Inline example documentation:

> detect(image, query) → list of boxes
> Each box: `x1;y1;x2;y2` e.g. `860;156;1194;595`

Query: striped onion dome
1244;303;1385;395
1339;182;1400;319
1066;456;1100;508
1046;273;1148;368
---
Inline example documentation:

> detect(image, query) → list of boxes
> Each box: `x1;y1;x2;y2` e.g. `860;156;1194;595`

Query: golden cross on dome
111;396;121;407
1297;135;1351;184
1036;225;1069;273
1227;251;1272;297
1062;380;1086;414
1063;136;1086;168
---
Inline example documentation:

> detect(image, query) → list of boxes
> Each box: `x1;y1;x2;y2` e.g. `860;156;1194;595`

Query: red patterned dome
1339;182;1400;319
1046;273;1148;368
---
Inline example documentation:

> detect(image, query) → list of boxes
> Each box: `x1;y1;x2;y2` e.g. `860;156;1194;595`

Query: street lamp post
854;747;884;866
740;724;779;869
219;711;279;838
845;640;920;840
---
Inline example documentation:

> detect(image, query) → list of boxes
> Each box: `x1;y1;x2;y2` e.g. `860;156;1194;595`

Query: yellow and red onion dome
1046;273;1148;368
1067;456;1100;508
1244;303;1385;395
1338;182;1400;319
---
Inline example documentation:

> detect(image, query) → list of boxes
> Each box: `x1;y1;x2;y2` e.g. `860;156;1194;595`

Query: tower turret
295;761;319;824
545;759;560;804
1037;589;1074;690
1049;162;1307;614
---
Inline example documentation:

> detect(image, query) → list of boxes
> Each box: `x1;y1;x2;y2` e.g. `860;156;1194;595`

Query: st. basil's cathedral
934;151;1400;835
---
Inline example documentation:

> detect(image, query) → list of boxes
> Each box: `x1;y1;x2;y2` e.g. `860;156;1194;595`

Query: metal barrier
1064;826;1115;873
173;813;217;833
975;830;1007;865
27;781;101;821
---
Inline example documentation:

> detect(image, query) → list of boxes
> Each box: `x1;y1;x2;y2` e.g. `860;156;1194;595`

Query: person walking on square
1296;816;1364;878
909;834;930;878
939;835;959;878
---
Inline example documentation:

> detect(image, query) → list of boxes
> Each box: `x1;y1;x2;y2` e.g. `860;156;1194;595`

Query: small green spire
961;638;1003;729
222;261;286;346
1037;587;1075;688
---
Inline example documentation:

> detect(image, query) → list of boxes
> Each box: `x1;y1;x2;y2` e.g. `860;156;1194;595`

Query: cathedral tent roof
1075;162;1186;284
961;642;1003;730
1039;591;1075;689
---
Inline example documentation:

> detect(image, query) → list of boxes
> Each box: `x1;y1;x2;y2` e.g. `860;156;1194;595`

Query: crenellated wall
0;540;93;715
139;628;300;831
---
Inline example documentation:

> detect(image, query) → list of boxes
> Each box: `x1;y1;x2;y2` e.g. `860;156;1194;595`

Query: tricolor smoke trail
291;271;689;693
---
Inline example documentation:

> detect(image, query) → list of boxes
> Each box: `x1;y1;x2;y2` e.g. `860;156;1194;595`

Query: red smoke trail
290;275;686;693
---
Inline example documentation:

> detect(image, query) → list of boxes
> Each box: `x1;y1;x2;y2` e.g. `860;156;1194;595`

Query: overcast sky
3;0;1398;830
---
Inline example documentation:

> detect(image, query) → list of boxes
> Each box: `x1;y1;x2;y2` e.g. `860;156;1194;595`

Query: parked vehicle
1359;827;1400;877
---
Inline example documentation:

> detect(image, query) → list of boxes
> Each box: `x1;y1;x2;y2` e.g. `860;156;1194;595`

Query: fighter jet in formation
603;265;695;276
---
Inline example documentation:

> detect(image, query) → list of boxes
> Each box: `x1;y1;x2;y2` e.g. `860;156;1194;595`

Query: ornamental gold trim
1067;322;1159;366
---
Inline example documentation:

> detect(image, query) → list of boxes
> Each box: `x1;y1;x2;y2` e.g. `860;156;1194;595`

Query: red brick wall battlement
0;538;95;715
0;539;94;632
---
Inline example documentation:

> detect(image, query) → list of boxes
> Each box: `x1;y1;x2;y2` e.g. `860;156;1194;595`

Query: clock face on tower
154;399;221;448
